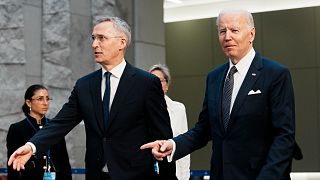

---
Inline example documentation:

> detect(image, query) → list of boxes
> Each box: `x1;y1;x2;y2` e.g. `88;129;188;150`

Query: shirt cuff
26;142;36;154
167;139;176;162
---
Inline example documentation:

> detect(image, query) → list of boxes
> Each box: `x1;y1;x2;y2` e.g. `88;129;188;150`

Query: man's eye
91;35;105;41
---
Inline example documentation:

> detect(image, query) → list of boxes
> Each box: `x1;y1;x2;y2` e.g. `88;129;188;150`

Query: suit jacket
29;63;176;180
165;95;190;180
6;115;71;180
173;53;295;180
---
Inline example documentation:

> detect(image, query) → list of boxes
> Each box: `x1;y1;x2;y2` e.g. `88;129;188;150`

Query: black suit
173;53;295;180
6;115;71;180
28;62;176;180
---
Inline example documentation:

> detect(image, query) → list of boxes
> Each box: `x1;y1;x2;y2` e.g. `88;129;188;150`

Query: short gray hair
216;9;255;29
96;17;131;48
149;64;171;83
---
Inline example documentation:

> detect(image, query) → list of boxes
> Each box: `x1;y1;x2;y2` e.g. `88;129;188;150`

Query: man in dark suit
141;9;296;180
8;17;176;180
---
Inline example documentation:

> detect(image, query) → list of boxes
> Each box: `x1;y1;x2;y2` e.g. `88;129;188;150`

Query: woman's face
150;70;169;94
26;89;50;118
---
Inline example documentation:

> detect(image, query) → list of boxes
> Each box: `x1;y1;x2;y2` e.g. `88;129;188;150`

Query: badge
43;171;56;180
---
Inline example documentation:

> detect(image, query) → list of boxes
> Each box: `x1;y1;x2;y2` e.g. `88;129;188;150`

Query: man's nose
92;39;99;48
225;30;232;40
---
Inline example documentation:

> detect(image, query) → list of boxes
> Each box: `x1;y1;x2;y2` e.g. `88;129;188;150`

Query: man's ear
119;38;127;50
250;27;256;43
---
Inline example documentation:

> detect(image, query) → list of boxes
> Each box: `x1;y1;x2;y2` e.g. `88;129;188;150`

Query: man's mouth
224;44;235;48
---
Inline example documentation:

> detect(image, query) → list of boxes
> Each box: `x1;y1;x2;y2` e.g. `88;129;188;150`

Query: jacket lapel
227;54;263;130
106;63;136;130
90;69;105;136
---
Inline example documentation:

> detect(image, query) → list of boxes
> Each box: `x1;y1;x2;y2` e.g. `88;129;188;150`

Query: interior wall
165;6;320;171
166;19;216;170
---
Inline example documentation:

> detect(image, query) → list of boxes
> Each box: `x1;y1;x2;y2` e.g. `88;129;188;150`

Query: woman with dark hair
6;84;72;180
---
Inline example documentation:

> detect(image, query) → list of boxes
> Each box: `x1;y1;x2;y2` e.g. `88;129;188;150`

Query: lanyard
25;117;53;171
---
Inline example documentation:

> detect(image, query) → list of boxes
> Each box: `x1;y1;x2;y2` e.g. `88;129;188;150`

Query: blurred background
1;0;320;179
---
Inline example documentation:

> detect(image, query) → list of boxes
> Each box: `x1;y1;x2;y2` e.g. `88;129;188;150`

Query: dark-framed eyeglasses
31;97;52;103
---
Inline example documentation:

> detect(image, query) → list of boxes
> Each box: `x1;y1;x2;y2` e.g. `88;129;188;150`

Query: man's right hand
8;144;33;171
140;140;173;161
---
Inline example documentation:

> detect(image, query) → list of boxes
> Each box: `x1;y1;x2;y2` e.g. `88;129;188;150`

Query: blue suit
173;53;295;180
29;63;176;180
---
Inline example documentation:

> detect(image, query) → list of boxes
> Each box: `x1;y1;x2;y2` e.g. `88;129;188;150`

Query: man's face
217;13;255;63
91;21;125;66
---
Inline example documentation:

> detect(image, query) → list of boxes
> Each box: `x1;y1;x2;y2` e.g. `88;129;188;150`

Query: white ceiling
163;0;320;23
164;0;230;8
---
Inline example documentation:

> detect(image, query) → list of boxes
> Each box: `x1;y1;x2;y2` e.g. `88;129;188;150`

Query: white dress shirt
227;48;255;112
101;59;126;107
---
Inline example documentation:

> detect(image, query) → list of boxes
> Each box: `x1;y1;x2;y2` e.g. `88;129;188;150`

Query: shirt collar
102;59;126;79
228;48;255;76
26;114;47;126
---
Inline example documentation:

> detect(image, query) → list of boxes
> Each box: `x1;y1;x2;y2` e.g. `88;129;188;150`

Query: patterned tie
103;72;111;128
222;66;237;130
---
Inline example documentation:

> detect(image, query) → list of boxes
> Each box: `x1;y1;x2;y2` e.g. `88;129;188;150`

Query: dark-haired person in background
6;84;71;180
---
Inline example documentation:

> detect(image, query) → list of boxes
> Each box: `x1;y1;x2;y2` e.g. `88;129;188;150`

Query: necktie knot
227;66;237;79
104;71;111;79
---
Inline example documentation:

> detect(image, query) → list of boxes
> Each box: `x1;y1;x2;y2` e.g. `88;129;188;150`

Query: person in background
149;64;190;180
141;9;296;180
8;17;176;180
6;84;71;180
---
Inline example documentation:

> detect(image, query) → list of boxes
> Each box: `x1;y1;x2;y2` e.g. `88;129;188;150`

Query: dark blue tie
222;66;237;130
103;72;111;128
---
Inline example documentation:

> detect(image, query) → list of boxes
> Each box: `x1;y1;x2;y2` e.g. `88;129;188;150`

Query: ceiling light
166;0;182;4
